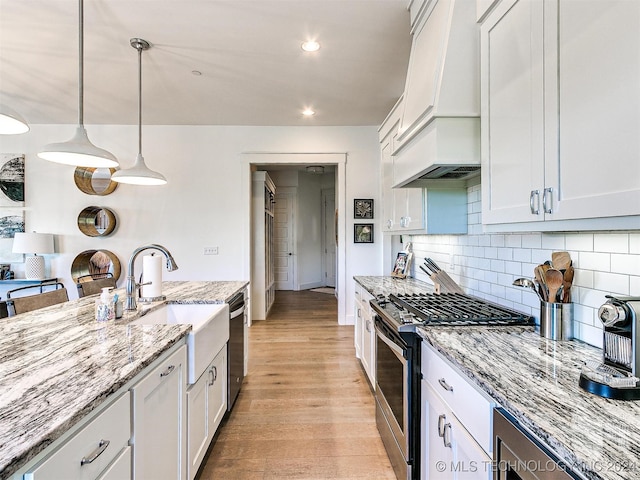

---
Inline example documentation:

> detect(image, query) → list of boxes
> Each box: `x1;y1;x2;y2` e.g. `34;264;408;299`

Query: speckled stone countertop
355;275;640;480
353;275;434;297
0;280;247;480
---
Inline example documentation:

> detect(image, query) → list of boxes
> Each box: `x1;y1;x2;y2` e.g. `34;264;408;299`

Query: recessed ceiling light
301;40;320;52
302;108;315;116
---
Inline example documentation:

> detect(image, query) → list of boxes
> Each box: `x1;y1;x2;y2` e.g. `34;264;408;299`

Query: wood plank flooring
197;290;395;480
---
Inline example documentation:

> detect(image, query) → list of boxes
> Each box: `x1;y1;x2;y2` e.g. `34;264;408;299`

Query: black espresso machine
580;295;640;400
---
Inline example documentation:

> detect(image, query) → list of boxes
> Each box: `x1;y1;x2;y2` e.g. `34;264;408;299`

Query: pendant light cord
138;44;143;156
78;0;84;126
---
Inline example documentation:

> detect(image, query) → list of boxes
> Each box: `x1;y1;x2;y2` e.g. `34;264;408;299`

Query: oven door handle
375;325;405;359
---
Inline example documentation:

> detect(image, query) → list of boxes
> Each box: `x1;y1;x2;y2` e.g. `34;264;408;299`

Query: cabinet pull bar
437;414;446;437
529;190;540;215
438;377;453;392
443;423;452;448
543;187;553;214
80;439;110;466
160;365;175;377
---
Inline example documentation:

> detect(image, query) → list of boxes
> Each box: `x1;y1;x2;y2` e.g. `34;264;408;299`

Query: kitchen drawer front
421;342;494;454
24;392;131;480
96;446;131;480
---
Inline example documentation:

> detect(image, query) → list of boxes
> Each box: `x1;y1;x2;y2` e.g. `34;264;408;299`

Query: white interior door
274;191;295;290
322;188;336;288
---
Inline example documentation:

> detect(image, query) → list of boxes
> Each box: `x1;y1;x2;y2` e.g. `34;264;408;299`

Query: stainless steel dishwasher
227;291;246;410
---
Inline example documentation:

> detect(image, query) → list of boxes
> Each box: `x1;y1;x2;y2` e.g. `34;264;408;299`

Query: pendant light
111;38;166;186
0;105;29;134
37;0;118;168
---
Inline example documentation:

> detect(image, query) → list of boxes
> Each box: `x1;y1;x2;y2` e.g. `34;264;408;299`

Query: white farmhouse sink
131;303;230;383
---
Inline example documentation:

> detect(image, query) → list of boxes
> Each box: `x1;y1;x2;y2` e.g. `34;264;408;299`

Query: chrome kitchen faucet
124;244;179;311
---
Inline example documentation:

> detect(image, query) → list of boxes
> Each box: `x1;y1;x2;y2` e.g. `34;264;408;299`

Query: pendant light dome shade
0;105;29;134
111;38;167;186
38;126;118;167
38;0;118;168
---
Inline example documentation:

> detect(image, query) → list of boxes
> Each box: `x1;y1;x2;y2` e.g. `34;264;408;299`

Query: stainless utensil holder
540;301;573;341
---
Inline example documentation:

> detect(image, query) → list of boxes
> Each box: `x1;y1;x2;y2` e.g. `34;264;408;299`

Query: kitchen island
355;275;640;480
0;280;247;480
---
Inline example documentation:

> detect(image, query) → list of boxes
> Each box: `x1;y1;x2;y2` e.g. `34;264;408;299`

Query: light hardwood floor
198;290;395;480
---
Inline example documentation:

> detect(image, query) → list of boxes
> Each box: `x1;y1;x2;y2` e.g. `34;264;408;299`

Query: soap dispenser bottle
95;287;115;322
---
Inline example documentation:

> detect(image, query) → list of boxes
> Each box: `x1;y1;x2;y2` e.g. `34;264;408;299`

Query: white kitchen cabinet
421;342;493;480
421;381;491;480
131;345;187;480
23;393;131;480
481;0;640;228
186;346;227;480
354;281;375;388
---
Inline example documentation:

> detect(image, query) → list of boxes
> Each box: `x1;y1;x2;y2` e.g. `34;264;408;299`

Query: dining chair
6;282;68;316
76;273;117;298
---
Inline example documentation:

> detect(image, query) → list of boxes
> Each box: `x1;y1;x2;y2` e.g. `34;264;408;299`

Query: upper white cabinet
392;0;481;188
481;0;640;228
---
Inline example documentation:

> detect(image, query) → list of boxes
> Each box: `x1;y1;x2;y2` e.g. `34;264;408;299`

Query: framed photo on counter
391;251;413;278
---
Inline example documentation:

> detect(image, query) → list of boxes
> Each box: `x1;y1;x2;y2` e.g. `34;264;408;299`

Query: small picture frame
354;223;374;243
391;251;413;278
354;199;374;219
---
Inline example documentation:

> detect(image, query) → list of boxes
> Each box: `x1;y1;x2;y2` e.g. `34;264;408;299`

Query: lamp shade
111;155;167;186
38;126;119;168
12;232;55;254
0;104;29;135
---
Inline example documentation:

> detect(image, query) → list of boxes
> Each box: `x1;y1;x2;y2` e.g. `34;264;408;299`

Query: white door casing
322;188;336;288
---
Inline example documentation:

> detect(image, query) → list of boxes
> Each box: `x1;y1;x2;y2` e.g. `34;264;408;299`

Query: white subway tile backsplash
579;252;611;271
565;233;594;252
594;233;628;253
611;254;640;276
407;184;639;348
594;272;629;295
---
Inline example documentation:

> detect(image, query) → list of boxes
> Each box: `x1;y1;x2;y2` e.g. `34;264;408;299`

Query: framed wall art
354;198;373;219
0;154;25;207
354;223;373;243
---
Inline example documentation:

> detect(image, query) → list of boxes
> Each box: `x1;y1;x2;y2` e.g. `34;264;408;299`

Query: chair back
76;274;117;298
7;282;69;316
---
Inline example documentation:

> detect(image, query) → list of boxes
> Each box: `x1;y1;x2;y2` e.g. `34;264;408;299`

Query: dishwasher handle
229;291;246;319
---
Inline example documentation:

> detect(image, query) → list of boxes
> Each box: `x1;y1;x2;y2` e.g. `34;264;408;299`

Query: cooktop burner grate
388;293;533;326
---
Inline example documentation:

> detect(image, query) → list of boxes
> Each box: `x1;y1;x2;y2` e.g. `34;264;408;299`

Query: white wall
407;183;640;348
0;124;384;323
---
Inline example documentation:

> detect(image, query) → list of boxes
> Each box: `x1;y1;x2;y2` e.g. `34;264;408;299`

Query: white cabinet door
186;369;209;480
481;0;545;224
96;446;132;480
381;139;398;232
207;346;227;438
132;345;187;480
422;381;491;480
547;0;640;220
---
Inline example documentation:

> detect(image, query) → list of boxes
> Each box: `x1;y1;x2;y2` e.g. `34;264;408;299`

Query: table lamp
12;232;55;279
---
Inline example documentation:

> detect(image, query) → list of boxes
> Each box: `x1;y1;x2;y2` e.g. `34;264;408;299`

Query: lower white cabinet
186;345;228;480
421;342;493;480
421;382;491;480
96;446;132;480
131;345;187;480
354;282;375;388
23;392;131;480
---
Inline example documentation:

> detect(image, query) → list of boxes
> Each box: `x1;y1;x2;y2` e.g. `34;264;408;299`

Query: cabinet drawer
421;343;494;454
96;446;131;480
24;392;131;480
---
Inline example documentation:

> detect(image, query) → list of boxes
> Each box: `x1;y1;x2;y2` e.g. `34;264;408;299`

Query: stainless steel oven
374;315;418;480
494;408;582;480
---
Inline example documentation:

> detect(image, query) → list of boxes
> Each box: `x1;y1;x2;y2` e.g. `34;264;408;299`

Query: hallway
198;290;395;479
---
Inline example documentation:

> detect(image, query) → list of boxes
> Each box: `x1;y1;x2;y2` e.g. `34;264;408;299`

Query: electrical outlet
204;247;219;255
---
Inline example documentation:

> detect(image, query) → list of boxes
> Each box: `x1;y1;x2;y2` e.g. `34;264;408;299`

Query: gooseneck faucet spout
124;244;179;311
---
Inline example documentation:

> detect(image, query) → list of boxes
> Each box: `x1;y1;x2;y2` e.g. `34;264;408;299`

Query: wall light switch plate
204;247;219;255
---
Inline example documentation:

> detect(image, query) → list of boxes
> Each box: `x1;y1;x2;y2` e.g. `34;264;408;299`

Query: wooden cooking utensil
552;251;572;271
534;265;547;301
562;264;574;303
545;268;564;303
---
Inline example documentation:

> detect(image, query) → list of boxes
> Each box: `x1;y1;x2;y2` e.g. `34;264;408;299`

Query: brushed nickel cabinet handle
530;190;540;215
160;365;175;378
80;439;110;466
437;414;446;437
543;187;553;214
443;423;452;448
438;377;453;392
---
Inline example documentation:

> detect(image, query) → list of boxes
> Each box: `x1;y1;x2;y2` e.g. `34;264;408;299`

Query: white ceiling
0;0;411;127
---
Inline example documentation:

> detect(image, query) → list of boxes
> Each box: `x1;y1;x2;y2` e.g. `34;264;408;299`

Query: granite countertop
0;280;247;480
353;275;434;297
355;275;640;480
